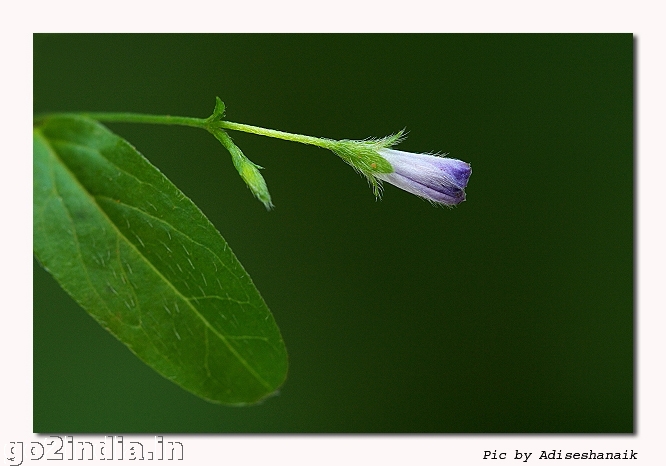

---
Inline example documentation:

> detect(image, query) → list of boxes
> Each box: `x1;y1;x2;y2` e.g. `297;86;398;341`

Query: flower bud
375;149;471;206
214;129;273;209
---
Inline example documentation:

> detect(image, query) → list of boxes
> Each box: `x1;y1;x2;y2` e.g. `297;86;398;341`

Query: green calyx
329;131;405;196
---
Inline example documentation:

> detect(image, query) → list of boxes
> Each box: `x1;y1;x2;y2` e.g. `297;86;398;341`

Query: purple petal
376;149;471;205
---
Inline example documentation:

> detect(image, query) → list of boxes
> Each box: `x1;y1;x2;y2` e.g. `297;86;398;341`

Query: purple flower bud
375;149;471;206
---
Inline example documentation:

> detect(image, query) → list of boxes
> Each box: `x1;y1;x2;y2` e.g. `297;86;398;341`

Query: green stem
37;111;338;151
33;112;207;130
215;121;336;150
81;112;207;129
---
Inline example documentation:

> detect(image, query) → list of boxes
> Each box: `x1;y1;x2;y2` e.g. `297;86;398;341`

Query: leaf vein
38;129;272;391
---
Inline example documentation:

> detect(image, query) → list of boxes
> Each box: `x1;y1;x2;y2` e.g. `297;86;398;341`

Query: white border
4;1;665;464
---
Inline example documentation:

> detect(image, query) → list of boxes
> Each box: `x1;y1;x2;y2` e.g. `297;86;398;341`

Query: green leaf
33;115;287;405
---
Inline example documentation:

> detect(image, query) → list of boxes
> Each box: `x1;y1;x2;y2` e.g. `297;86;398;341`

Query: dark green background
33;34;633;433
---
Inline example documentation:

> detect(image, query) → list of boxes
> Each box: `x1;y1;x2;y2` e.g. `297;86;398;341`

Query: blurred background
33;34;633;433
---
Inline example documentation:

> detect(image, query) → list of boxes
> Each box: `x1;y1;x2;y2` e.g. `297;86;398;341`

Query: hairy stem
214;121;336;150
36;111;338;151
